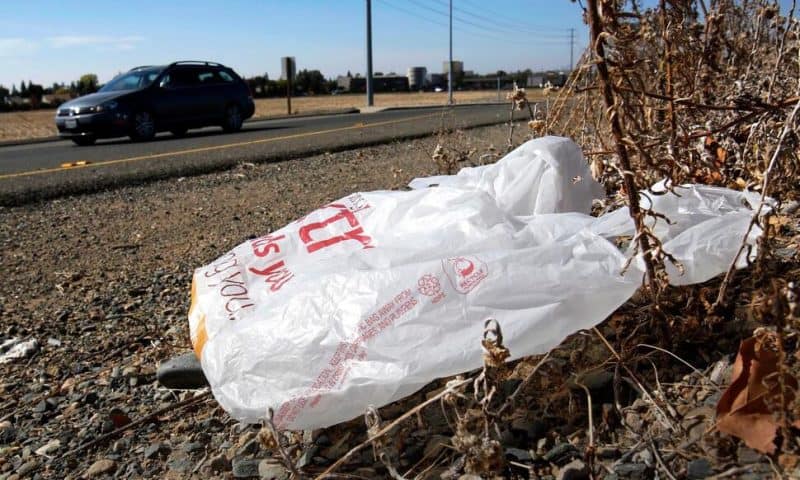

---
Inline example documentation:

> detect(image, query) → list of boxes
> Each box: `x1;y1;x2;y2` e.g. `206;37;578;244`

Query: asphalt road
0;104;521;206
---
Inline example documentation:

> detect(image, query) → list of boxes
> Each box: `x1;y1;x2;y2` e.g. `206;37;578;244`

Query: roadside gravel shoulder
0;124;515;479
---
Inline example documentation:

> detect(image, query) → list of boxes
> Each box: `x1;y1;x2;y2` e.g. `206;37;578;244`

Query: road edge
0;102;506;148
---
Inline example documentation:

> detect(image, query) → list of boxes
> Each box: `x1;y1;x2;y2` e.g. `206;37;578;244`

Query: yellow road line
0;112;440;180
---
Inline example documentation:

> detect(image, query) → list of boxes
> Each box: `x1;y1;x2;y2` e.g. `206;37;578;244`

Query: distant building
428;73;446;90
442;60;464;75
461;76;514;90
336;73;409;93
527;74;545;88
5;96;29;107
526;71;568;88
407;67;427;91
41;93;72;106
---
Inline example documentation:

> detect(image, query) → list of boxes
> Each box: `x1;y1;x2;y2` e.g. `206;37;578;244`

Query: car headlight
93;101;118;113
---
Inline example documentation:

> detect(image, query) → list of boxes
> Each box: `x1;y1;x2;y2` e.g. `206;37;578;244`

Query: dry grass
0;90;524;142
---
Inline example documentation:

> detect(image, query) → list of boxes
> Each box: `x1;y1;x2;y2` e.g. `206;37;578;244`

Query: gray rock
85;459;116;477
233;457;261;478
505;447;532;462
295;446;318;469
144;443;165;460
557;459;589;480
510;418;548;440
544;443;579;464
737;445;762;464
32;401;48;413
782;200;800;215
597;447;620;459
687;458;713;479
0;421;17;444
237;438;260;456
182;441;205;454
258;460;289;480
167;452;193;474
613;463;652;480
157;352;208;389
16;460;38;477
209;453;232;473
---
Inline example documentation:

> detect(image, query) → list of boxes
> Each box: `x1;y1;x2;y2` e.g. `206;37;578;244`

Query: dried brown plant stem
659;0;677;153
767;0;797;103
713;98;800;308
265;407;304;479
58;391;211;461
586;0;658;295
314;378;471;480
592;327;678;432
649;440;679;480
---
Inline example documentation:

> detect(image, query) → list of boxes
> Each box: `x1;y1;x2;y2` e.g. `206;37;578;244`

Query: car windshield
99;68;163;92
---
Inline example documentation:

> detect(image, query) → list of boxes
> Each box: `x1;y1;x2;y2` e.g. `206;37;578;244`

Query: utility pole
448;0;453;105
366;0;374;107
569;28;574;71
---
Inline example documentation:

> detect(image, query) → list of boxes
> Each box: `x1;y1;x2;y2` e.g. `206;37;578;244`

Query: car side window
218;71;235;83
197;70;219;85
165;68;198;88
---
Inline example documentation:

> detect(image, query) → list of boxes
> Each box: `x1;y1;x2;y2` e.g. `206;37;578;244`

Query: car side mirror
159;78;171;89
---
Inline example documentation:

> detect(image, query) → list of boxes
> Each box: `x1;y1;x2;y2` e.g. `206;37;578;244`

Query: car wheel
170;127;188;137
130;111;156;141
222;104;243;133
71;136;96;146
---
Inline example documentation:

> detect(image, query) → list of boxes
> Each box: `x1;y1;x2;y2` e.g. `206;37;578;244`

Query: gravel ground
1;123;792;479
0;124;514;479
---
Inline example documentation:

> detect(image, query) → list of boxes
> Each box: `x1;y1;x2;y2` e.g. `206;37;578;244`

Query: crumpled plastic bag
188;136;762;429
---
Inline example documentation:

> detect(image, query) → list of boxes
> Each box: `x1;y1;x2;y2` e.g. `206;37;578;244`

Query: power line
404;0;570;39
457;0;571;33
375;0;569;46
432;0;571;37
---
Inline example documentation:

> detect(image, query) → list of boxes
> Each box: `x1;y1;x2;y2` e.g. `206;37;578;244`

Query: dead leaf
715;330;798;454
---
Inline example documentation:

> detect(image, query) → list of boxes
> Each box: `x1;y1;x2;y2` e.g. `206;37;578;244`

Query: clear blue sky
0;0;795;89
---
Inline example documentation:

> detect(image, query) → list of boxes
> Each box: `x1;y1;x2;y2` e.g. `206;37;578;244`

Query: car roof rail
169;60;225;68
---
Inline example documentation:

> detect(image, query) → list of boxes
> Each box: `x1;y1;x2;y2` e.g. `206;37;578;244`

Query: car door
194;68;227;122
152;67;202;126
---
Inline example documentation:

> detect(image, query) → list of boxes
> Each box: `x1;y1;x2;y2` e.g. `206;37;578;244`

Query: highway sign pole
282;56;295;115
287;75;292;115
448;0;453;105
366;0;374;107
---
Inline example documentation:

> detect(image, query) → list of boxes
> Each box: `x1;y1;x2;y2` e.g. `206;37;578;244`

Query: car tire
130;111;156;142
170;127;188;138
71;136;96;146
222;104;243;133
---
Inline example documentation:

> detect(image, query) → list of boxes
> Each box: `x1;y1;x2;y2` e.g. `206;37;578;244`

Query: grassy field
0;90;529;142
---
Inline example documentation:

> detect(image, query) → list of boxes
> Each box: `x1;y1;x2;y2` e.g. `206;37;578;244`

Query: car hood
61;91;130;108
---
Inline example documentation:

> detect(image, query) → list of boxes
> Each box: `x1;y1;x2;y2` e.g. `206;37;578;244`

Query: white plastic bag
188;136;761;429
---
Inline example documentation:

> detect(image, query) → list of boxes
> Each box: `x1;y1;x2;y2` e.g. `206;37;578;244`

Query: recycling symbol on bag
442;256;489;294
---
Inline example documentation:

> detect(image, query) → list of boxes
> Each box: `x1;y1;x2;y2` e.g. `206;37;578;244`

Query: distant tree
325;79;338;92
19;80;27;97
27;82;44;107
76;74;99;95
294;69;327;94
0;84;9;110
